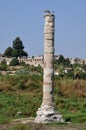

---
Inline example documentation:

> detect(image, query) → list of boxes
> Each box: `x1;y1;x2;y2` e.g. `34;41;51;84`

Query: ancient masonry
34;11;64;123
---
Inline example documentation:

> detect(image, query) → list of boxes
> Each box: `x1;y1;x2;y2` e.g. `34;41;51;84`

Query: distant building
69;57;86;65
0;56;12;65
0;54;86;67
18;55;44;67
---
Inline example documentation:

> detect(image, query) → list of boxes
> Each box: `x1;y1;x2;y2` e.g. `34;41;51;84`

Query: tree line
3;37;28;58
54;55;86;80
1;37;86;79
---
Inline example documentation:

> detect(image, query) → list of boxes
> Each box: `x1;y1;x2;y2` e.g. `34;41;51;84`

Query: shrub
18;81;26;90
0;59;8;71
10;58;19;66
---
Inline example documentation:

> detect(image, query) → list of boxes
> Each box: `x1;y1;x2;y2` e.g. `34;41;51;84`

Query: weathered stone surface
44;27;54;34
44;33;54;40
34;104;64;123
44;47;54;53
35;11;64;123
44;40;54;47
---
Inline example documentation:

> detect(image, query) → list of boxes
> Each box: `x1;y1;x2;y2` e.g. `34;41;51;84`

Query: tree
73;64;82;79
55;55;70;67
11;49;18;57
3;37;28;58
13;37;24;50
21;50;28;57
12;37;28;58
65;58;70;66
58;64;65;79
4;47;13;57
57;55;66;66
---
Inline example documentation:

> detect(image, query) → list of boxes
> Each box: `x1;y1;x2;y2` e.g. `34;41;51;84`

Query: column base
34;104;64;123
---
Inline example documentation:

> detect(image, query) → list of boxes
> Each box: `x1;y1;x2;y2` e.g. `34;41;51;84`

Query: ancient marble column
34;11;64;123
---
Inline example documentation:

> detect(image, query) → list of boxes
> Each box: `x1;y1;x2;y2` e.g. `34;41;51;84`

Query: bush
18;81;26;90
80;72;86;80
0;59;8;71
10;58;19;66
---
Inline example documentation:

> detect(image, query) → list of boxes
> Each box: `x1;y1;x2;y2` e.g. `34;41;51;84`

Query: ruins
34;11;64;123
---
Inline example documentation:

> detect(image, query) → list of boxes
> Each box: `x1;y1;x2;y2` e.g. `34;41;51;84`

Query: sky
0;0;86;59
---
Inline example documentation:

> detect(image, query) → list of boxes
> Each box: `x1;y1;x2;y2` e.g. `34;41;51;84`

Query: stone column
43;12;55;107
34;11;64;123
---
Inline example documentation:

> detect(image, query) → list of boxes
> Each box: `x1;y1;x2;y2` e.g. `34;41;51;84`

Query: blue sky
0;0;86;58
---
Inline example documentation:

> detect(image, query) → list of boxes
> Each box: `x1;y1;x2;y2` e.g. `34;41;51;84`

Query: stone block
44;33;54;40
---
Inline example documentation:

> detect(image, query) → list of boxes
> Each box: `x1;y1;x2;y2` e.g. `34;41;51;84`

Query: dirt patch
0;122;86;130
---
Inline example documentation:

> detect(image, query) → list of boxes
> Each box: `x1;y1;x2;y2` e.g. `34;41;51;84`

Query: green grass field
0;74;86;124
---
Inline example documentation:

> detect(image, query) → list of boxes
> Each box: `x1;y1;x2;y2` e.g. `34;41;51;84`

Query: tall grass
0;74;86;124
55;79;86;97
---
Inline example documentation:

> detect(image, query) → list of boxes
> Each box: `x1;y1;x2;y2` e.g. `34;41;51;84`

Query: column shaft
43;14;55;106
